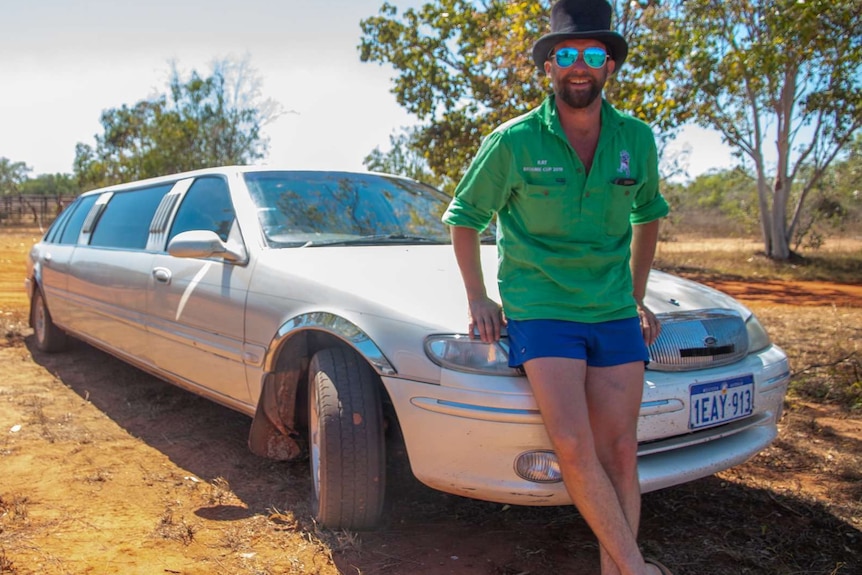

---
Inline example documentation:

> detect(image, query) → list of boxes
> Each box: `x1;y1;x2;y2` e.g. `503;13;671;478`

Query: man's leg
523;357;649;575
586;362;646;575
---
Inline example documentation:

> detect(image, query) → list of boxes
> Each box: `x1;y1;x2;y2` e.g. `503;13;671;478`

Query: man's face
544;39;615;110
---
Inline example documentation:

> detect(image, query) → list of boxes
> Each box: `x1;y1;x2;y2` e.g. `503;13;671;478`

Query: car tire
308;347;385;530
31;288;68;353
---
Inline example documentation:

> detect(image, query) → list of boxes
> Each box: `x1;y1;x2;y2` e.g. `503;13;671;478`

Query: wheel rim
309;378;322;502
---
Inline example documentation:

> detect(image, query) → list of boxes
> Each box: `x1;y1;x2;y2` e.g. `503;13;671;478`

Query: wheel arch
247;312;396;461
266;311;396;376
26;269;44;326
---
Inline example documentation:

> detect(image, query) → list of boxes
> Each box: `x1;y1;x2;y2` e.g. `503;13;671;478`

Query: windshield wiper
301;234;447;247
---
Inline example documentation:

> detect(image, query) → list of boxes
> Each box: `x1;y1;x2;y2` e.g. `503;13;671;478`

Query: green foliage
0;158;31;196
361;0;860;260
19;173;80;197
363;126;446;189
790;153;860;251
75;56;282;190
359;1;687;187
359;1;539;186
661;0;862;259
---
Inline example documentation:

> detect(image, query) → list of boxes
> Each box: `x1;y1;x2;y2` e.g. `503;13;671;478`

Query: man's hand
468;296;505;343
637;302;661;346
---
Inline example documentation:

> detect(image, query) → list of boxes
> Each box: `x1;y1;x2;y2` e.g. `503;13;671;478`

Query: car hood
257;245;749;333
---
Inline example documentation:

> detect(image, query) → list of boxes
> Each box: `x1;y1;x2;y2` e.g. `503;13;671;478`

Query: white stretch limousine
25;166;791;529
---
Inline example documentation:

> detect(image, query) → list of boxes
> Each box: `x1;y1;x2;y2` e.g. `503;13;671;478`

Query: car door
147;175;254;405
34;194;99;328
65;184;172;360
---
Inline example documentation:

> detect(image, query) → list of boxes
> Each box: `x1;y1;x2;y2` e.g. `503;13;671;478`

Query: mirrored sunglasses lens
555;49;577;67
583;48;607;68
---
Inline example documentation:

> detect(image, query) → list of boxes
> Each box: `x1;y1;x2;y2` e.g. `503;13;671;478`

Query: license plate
689;375;754;430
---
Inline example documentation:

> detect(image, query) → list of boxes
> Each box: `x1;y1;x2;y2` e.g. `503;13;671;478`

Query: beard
554;74;603;109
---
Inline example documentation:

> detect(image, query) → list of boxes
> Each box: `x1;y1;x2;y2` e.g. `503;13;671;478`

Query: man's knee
551;429;598;470
597;433;639;476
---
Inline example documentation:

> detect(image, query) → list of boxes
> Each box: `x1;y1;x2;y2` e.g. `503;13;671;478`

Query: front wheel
31;288;68;353
308;347;385;529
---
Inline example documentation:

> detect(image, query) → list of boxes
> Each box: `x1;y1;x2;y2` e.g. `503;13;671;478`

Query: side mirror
167;230;246;263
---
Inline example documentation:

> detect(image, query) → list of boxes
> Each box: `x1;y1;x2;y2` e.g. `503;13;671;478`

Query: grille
648;309;748;372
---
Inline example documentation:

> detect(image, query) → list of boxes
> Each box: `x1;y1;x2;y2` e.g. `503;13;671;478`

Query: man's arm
631;219;661;345
450;225;504;343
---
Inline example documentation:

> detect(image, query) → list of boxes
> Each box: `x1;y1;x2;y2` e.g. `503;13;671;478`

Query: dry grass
154;507;199;545
752;305;862;410
656;235;862;284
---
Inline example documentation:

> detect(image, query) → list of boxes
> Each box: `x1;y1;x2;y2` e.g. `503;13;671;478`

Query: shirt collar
540;94;624;142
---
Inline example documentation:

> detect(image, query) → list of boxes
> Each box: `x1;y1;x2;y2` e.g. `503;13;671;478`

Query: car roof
77;166;415;197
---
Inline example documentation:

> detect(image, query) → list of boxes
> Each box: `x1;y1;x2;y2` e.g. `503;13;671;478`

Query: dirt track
681;277;862;308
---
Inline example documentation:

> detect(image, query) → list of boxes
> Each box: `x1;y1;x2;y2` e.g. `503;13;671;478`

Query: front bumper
381;346;789;505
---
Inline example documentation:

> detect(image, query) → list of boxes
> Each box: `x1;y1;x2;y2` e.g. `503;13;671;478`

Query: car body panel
66;247;155;361
147;252;253;404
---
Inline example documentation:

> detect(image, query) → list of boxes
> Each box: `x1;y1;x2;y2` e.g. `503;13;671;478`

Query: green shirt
442;96;669;323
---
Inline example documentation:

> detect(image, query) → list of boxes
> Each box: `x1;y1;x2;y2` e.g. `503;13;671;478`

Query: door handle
153;267;172;284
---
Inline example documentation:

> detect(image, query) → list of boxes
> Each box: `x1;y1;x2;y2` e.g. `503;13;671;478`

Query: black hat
532;0;628;73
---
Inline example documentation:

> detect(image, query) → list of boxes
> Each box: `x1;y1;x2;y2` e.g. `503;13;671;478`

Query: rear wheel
31;288;68;353
308;347;385;529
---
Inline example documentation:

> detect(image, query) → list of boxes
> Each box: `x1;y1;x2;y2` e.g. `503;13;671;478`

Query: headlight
424;335;520;376
746;314;772;353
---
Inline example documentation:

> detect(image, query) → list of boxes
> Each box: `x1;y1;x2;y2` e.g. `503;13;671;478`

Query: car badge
703;335;718;347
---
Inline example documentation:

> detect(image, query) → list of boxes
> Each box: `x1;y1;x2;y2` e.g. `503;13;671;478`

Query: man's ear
607;58;617;75
544;60;552;76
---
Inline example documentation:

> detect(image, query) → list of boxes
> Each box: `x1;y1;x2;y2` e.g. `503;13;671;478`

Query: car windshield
243;171;493;247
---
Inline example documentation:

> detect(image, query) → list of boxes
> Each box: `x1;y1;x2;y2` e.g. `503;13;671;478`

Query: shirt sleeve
630;129;670;225
442;131;514;232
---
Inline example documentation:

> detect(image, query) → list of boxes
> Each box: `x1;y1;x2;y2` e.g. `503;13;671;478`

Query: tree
19;173;79;197
0;158;31;196
363;126;444;188
790;134;862;248
359;1;686;192
662;0;861;259
75;55;283;190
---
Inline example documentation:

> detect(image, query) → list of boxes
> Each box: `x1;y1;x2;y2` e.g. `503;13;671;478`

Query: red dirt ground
2;229;860;575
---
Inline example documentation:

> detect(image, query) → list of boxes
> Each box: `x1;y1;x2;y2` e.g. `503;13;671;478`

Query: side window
168;177;235;243
44;201;76;243
58;194;99;245
90;184;172;249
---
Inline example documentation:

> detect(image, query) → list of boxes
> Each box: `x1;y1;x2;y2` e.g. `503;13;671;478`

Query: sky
0;0;734;180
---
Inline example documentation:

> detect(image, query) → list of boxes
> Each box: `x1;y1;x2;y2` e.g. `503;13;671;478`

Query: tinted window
58;194;99;245
44;201;76;243
243;171;462;246
90;184;172;249
168;176;235;243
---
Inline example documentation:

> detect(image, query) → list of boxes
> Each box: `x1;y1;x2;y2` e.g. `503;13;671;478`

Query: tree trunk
755;173;773;256
770;176;791;260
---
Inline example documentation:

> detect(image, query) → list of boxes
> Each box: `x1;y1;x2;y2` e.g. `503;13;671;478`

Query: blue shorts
506;317;649;368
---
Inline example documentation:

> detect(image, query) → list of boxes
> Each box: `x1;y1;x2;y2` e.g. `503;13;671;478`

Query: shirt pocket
519;183;573;237
605;182;641;236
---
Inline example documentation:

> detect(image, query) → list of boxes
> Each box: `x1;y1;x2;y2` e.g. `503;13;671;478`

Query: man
442;1;672;574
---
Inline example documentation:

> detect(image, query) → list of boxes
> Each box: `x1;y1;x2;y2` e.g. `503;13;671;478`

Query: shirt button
585;192;590;197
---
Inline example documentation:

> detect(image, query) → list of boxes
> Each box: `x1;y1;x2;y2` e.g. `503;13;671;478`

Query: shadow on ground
27;337;861;575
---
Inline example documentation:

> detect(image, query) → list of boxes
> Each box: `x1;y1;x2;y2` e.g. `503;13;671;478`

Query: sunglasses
549;47;609;69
